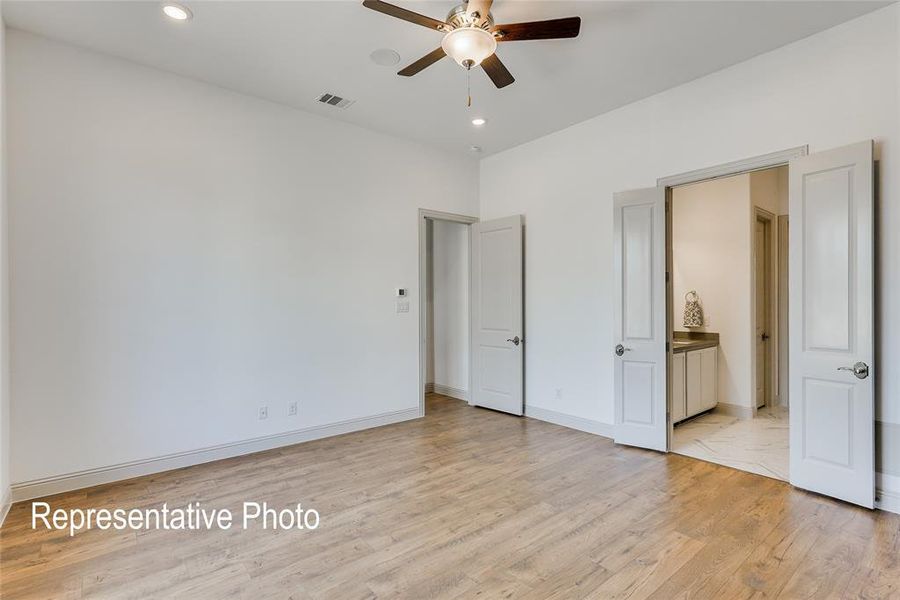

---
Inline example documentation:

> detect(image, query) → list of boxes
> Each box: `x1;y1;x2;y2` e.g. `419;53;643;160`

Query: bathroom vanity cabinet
671;343;717;423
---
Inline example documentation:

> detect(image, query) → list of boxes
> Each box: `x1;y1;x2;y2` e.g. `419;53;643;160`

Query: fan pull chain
467;66;472;108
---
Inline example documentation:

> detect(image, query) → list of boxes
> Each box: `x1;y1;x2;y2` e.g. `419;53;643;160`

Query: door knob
837;361;869;379
761;332;770;341
506;336;521;346
615;344;632;357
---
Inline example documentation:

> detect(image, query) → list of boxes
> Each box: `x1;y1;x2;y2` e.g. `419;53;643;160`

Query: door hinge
666;342;670;352
666;271;670;283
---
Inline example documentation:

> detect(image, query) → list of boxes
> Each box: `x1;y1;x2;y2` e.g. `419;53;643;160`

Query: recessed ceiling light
162;3;192;21
471;118;487;127
370;48;401;67
469;145;482;153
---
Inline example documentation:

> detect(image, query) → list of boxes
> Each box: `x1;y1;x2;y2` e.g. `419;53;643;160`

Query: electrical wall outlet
288;402;298;416
258;406;268;420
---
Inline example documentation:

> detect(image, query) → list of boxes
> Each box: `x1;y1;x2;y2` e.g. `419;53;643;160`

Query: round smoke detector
370;48;401;67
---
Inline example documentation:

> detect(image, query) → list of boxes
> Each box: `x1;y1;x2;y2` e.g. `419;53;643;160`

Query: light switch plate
396;301;410;313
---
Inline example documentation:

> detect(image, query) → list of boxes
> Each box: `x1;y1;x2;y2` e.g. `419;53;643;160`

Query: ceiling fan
362;0;581;89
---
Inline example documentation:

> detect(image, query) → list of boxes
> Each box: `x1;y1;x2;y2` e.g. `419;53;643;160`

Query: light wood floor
1;394;898;599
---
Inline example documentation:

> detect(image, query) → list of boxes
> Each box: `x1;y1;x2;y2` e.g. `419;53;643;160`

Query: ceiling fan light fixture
441;27;497;68
362;0;581;89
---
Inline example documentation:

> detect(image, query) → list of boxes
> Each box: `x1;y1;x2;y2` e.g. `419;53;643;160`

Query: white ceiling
4;1;889;156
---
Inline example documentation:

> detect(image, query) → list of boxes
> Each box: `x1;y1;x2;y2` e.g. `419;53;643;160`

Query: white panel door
789;141;874;508
613;187;667;451
470;215;524;415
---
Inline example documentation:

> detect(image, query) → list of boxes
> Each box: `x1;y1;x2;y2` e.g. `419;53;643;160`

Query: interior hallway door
613;187;668;452
470;215;524;415
789;141;875;509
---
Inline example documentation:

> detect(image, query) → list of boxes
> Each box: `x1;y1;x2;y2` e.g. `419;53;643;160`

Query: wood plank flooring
1;394;898;599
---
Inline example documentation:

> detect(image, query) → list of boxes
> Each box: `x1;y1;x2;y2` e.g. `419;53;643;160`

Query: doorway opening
615;141;875;508
418;210;526;417
418;210;477;415
667;165;790;482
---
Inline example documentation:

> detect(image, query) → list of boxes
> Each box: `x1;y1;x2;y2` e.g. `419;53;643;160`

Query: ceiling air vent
316;93;355;109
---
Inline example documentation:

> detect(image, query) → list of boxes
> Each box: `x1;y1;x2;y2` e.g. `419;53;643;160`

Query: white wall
750;166;788;408
672;174;752;411
7;30;478;487
750;166;788;217
0;11;10;522
778;167;789;216
480;6;900;496
431;220;469;394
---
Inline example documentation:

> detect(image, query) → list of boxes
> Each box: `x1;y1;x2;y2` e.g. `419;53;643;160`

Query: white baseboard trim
876;473;900;515
431;384;469;402
876;488;900;515
525;405;614;439
713;403;755;420
11;407;421;503
0;487;11;528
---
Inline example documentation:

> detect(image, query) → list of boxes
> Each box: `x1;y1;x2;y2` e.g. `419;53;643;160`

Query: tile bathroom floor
672;406;789;481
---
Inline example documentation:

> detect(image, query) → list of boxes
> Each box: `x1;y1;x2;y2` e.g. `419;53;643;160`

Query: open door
470;215;524;415
789;141;874;508
613;187;668;451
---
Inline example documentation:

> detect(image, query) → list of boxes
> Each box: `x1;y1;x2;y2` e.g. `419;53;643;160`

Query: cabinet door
672;353;686;422
686;351;703;416
700;347;718;410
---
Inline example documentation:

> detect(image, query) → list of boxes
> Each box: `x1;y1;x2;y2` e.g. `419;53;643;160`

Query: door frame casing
657;145;807;449
777;215;790;407
418;209;479;417
657;146;809;189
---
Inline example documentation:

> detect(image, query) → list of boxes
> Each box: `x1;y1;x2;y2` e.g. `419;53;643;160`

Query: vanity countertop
672;332;719;353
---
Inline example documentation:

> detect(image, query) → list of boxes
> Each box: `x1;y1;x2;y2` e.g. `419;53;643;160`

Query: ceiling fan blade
492;17;581;42
398;47;447;77
481;53;514;88
466;0;493;22
362;0;448;32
